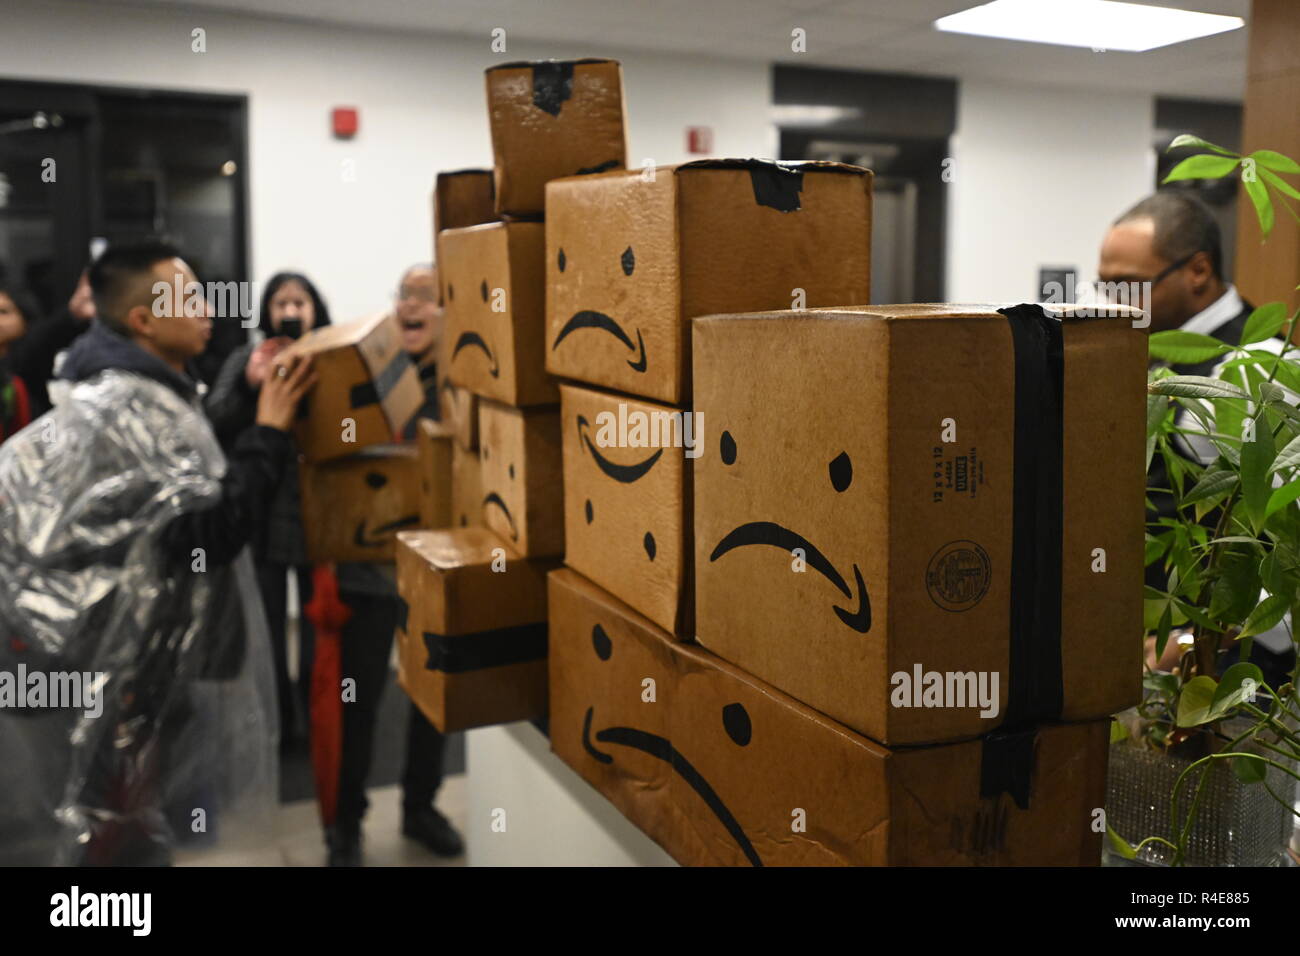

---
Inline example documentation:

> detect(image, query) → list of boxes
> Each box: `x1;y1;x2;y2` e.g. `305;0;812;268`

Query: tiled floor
175;775;469;867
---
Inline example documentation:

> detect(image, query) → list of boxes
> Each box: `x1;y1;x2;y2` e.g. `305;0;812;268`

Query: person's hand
68;270;94;322
255;354;316;432
245;337;290;388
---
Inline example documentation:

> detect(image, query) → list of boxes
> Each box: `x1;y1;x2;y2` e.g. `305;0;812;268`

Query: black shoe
326;825;363;867
402;806;464;857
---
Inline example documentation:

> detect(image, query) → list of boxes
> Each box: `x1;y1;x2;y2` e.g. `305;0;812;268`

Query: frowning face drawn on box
577;620;764;867
546;172;677;388
447;272;502;381
478;433;519;544
353;469;420;549
707;427;872;633
575;412;663;561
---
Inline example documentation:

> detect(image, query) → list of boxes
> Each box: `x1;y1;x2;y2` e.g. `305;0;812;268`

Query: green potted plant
1106;136;1300;866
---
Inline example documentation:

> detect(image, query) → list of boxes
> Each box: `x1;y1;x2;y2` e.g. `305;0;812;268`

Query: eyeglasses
1089;252;1199;303
397;287;438;303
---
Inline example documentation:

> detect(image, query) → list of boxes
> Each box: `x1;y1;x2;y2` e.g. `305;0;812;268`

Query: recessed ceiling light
935;0;1243;53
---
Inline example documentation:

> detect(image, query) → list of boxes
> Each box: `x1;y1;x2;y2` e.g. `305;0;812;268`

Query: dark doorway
0;79;250;381
775;66;956;304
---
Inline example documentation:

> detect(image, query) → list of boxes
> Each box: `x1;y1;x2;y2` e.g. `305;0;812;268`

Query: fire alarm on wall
332;107;359;139
686;126;713;155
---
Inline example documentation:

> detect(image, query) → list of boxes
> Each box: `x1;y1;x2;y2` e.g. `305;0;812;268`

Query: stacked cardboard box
286;311;436;562
397;58;624;731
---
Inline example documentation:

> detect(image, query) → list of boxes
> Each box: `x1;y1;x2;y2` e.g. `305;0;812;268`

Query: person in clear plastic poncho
0;243;315;865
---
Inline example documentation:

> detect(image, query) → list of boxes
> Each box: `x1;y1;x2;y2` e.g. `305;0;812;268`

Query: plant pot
1105;729;1295;867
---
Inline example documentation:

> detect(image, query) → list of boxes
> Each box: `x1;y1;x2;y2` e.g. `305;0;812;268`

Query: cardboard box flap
284;310;389;354
487;57;619;72
398;525;519;571
677;158;869;176
695;302;1146;326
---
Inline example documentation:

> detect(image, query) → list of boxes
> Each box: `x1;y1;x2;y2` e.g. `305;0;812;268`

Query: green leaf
1149;375;1248;399
1233;754;1267;784
1209;661;1266;721
1266;479;1300;519
1167;135;1237;157
1244;175;1275;239
1240;592;1289;638
1106;824;1138;859
1259;167;1300;202
1109;719;1129;744
1270;433;1300;475
1181;467;1237;506
1143;671;1181;698
1164;154;1240;182
1240;419;1277;532
1147;330;1234;365
1250;149;1300;174
1240;302;1289;346
1175;675;1219;727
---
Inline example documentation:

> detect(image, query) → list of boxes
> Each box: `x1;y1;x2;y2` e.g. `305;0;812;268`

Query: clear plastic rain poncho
0;369;277;865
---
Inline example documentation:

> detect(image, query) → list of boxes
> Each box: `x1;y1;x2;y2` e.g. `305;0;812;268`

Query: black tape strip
350;350;413;409
422;623;547;674
531;61;574;116
396;596;409;633
575;159;620;175
748;164;804;212
999;303;1066;729
979;728;1037;810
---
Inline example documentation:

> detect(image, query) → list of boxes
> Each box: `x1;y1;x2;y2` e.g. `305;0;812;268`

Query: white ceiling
121;0;1251;99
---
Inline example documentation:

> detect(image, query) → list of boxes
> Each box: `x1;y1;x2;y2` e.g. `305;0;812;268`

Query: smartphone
279;317;304;340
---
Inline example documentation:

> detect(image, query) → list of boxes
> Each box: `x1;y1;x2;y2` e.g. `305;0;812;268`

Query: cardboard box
692;304;1147;746
548;568;1108;866
486;58;628;216
415;418;453;530
478;399;564;557
300;445;421;562
439;221;556;406
545;159;872;404
438;377;479;450
395;528;556;732
283;311;424;462
434;168;497;236
561;384;691;635
451;441;483;530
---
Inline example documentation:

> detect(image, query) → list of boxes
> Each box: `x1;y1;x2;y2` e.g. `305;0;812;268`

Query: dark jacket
1146;299;1254;589
11;307;90;417
59;322;293;565
205;339;310;566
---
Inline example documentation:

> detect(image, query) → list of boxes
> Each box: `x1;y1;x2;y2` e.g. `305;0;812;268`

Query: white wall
947;80;1155;303
1;0;775;321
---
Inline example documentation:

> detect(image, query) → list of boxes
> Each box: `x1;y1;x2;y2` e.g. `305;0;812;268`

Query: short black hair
1114;190;1223;281
88;241;182;335
257;271;331;337
0;280;37;326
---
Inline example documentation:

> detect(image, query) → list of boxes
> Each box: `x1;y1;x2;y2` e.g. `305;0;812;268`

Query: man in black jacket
1099;192;1293;685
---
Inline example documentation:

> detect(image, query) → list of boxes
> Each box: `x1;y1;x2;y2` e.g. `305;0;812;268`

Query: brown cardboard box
395;528;555;732
692;304;1147;746
283;311;424;462
545;159;872;404
478;399;564;557
486;58;628;216
451;442;483;530
415;419;453;530
560;384;691;635
300;444;421;562
438;377;479;450
434;168;497;236
439;221;555;406
549;568;1107;866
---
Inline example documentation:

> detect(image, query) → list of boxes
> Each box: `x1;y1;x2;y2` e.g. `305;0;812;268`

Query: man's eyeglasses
1089;252;1198;302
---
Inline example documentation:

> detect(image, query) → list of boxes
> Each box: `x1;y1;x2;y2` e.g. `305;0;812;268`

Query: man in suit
1099;190;1250;346
1100;191;1293;685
